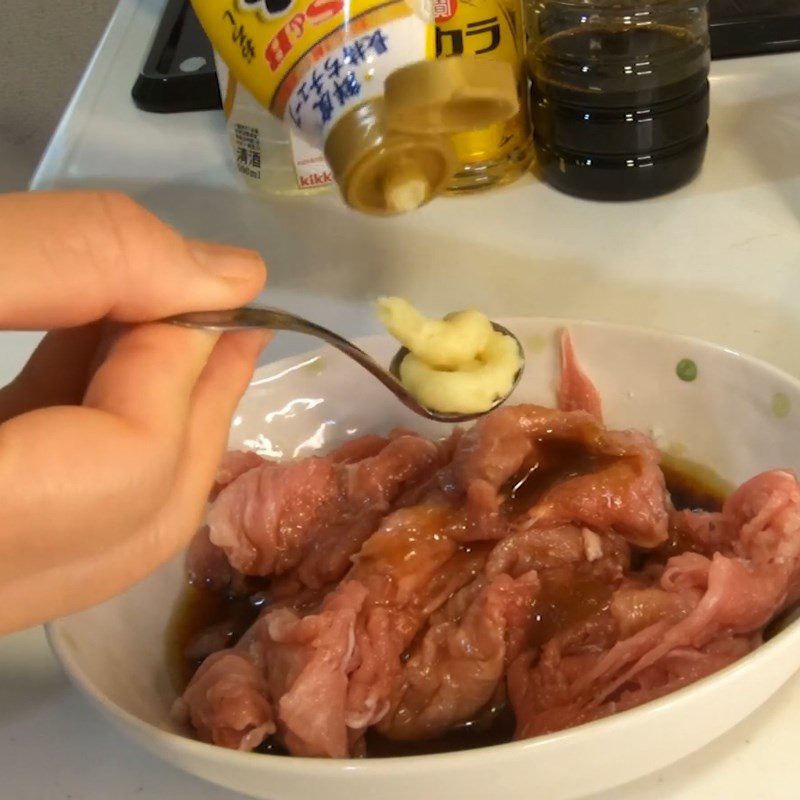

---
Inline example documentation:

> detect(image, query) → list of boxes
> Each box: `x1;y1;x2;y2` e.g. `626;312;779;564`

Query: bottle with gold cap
435;0;533;192
190;0;521;215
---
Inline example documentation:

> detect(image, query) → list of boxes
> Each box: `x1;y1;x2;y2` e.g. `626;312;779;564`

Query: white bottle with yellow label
214;52;332;196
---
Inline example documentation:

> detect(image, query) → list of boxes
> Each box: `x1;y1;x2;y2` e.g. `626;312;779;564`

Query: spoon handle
167;307;435;419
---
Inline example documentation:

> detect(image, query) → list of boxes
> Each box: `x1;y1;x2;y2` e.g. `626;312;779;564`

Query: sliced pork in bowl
47;319;800;800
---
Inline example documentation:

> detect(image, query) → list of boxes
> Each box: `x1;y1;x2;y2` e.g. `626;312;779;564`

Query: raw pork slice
509;469;800;738
557;330;603;421
207;433;441;581
178;648;275;751
377;571;539;741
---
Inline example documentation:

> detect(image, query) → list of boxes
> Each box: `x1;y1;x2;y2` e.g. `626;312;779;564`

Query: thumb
0;191;266;330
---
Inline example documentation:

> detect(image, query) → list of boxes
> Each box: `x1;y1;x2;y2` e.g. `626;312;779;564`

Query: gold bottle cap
325;98;458;216
384;56;519;136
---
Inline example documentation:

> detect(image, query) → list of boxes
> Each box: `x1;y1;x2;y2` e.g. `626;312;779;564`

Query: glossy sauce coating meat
174;332;800;757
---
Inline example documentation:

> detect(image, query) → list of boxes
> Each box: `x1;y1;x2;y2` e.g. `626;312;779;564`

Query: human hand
0;191;268;634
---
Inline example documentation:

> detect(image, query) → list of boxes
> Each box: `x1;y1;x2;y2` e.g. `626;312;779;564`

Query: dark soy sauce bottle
525;1;710;200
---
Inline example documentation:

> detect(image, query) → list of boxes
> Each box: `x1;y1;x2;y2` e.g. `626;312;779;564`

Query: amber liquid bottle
435;0;534;192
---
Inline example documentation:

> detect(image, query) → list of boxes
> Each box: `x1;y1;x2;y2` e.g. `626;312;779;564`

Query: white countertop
4;0;800;796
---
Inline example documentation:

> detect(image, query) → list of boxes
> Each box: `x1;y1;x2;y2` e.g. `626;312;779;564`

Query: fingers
0;327;247;602
0;405;157;579
175;330;272;506
0;191;266;330
0;330;270;633
139;329;272;563
0;327;261;575
0;324;103;422
83;323;221;445
83;328;271;571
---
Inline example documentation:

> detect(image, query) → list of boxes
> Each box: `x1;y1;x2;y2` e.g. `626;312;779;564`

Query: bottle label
232;121;264;180
193;0;434;150
215;49;333;192
289;129;334;188
282;16;428;145
435;0;519;69
432;0;457;24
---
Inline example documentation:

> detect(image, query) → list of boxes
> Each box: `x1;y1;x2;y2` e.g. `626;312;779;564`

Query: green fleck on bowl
676;358;698;382
772;391;791;418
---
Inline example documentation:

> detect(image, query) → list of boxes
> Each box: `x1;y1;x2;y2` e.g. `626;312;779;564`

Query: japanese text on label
436;16;500;57
287;28;389;130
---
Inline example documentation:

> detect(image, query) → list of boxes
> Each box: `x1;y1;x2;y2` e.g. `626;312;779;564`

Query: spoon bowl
387;321;525;419
167;306;525;423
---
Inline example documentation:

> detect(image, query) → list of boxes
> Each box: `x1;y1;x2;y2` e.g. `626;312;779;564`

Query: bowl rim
46;315;800;774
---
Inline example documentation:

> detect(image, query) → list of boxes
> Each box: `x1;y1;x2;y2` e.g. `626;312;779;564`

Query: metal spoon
166;306;524;423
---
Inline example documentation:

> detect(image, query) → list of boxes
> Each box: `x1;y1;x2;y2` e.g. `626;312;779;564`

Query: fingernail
188;240;266;283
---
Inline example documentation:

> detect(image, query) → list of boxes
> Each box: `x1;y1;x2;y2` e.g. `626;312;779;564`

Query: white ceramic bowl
48;318;800;800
